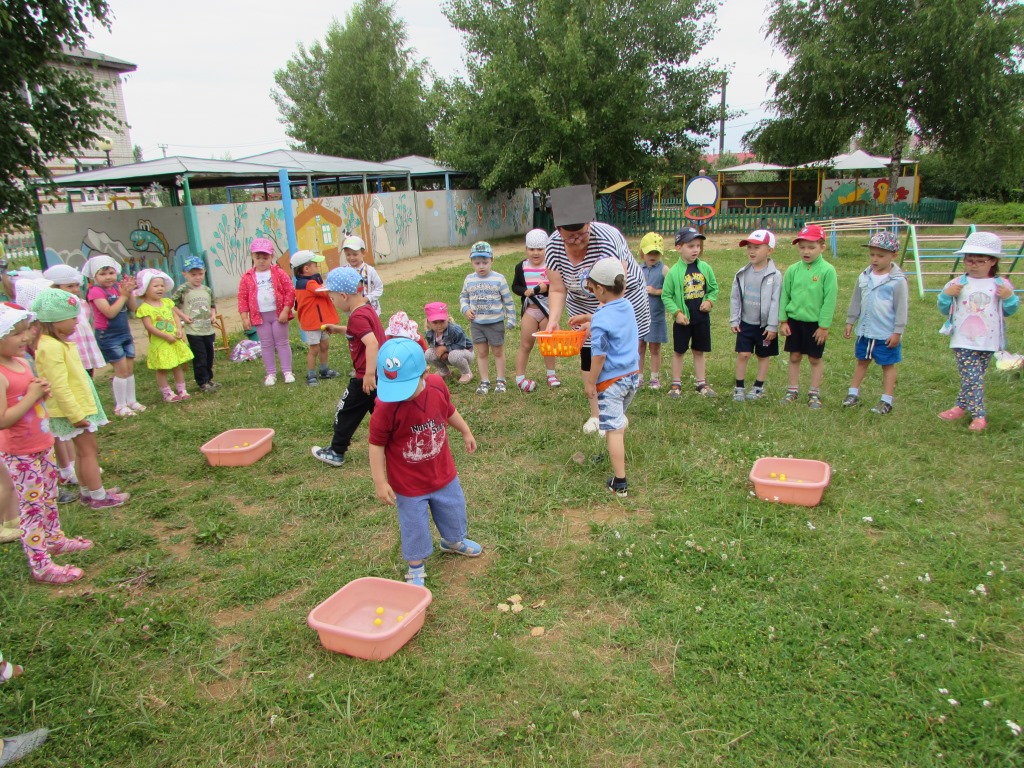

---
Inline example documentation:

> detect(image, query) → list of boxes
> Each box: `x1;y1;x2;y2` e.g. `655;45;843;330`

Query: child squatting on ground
936;231;1018;432
662;226;719;398
291;249;341;386
423;302;474;383
842;231;909;415
638;232;669;389
0;304;92;585
368;336;482;587
778;224;838;408
172;256;220;393
84;255;143;416
511;228;561;391
32;288;130;511
238;238;296;386
134;269;195;403
1;651;49;764
311;266;385;467
583;258;640;498
730;229;782;402
459;241;517;394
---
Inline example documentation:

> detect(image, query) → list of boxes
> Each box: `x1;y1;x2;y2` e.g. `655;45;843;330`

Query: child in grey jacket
730;230;783;401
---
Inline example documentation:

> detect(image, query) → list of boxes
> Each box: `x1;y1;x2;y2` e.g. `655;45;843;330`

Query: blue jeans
598;373;639;432
395;476;468;562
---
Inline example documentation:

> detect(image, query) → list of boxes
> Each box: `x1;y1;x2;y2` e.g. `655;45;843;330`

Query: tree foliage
272;0;432;162
747;0;1024;197
435;0;722;193
1;0;115;228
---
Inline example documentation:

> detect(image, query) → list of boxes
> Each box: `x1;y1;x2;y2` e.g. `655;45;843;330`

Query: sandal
114;406;137;417
668;384;682;398
439;538;482;557
128;401;147;412
176;390;191;401
162;391;182;403
546;374;561;388
31;563;83;584
47;536;93;555
518;378;537;392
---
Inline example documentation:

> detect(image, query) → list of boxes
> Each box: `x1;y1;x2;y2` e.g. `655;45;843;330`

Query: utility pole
718;71;727;158
159;144;168;158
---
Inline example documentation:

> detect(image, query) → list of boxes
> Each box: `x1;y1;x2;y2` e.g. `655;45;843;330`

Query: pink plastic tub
200;428;275;467
750;457;831;507
307;577;432;660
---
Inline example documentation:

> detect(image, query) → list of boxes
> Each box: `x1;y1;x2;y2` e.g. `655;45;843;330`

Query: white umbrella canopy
795;149;890;170
717;162;791;172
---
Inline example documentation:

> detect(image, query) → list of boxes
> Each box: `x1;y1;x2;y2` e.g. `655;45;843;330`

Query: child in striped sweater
459;241;516;394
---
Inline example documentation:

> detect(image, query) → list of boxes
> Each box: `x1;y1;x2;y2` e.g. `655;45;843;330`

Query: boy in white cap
342;235;383;315
310;266;385;466
291;250;340;386
584;257;640;498
842;231;908;414
730;230;782;401
368;337;481;587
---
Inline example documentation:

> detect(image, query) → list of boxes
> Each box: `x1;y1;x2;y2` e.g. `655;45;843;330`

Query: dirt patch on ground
559;505;654;539
436;550;491;602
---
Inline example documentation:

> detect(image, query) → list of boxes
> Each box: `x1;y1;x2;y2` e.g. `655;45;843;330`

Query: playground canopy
47;156;291;190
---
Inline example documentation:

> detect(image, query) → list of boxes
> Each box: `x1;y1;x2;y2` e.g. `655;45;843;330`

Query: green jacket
779;255;838;328
662;258;719;321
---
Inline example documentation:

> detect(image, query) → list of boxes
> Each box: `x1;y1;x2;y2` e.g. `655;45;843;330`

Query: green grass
1;237;1022;766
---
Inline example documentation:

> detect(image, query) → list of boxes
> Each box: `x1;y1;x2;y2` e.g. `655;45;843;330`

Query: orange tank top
0;358;54;455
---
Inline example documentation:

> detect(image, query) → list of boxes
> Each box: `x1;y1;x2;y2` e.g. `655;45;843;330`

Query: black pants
186;333;215;387
330;377;376;456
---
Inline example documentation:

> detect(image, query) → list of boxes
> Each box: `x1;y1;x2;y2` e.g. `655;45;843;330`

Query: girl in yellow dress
133;269;194;402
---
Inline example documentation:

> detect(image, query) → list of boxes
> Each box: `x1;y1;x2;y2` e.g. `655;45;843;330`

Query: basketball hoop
684;205;717;222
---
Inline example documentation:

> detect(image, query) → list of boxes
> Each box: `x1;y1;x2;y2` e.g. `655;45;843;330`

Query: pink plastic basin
307;577;432;660
750;457;831;507
200;428;275;467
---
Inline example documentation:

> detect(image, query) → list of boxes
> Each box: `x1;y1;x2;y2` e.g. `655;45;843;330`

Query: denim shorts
855;336;902;366
597;372;639;432
395;476;468;562
95;328;136;362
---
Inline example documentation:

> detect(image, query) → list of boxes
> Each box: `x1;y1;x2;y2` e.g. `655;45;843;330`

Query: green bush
957;201;1024;224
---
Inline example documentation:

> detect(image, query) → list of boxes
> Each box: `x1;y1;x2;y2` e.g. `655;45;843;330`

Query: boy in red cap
778;224;837;408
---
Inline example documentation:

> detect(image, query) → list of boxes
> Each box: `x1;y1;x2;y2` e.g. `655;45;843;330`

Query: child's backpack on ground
230;339;261;362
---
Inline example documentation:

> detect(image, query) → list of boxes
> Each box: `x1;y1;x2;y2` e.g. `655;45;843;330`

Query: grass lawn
1;236;1022;767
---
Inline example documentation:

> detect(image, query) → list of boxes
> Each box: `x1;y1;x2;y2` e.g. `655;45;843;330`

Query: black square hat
551;185;596;228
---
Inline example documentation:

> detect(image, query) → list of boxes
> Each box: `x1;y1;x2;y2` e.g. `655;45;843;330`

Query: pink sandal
32;563;84;584
546;374;561;388
114;406;137;417
162;390;182;403
47;536;93;555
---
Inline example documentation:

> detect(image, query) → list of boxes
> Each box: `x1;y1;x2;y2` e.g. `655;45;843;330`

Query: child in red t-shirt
310;267;385;467
368;337;482;586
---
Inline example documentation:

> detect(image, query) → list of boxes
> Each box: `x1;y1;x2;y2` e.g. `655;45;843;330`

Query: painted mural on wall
37;208;191;277
821;176;919;207
448;189;533;247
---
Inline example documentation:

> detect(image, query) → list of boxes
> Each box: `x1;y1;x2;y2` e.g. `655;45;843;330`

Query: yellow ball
779;474;787;481
242;442;250;447
373;618;383;626
320;324;327;331
396;615;404;622
769;472;777;478
375;607;384;615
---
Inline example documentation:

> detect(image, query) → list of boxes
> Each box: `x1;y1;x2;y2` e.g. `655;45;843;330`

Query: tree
272;0;432;161
1;1;115;228
435;0;722;193
746;0;1024;200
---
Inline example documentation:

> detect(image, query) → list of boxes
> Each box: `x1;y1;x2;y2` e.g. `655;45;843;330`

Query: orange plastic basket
532;329;587;357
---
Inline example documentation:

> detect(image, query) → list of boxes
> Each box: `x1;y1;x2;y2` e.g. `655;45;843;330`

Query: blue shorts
597;373;639;432
95;328;136;362
395;475;468;562
855;336;902;366
735;321;779;357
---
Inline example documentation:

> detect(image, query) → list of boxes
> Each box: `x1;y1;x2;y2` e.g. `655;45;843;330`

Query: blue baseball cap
376;337;427;402
470;241;493;260
182;256;205;271
317;266;363;294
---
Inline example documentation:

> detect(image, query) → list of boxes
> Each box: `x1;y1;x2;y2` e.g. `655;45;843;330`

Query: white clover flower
862;516;873;523
695;606;703;613
1006;720;1021;737
767;576;775;583
918;573;932;583
916;499;924;504
806;521;816;530
617;575;624;582
939;688;949;694
948;698;959;707
918;634;927;640
983;700;992;708
975;584;988;596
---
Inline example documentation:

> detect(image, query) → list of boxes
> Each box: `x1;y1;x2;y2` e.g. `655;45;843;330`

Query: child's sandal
128;402;147;412
114;406;137;417
162;391;181;403
31;563;84;584
47;536;93;555
518;378;537;392
546;374;561;388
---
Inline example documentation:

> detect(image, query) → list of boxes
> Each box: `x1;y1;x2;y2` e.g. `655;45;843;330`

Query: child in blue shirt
584;258;640;498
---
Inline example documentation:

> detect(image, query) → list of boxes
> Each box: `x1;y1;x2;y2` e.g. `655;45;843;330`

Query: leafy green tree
435;0;722;193
272;0;432;161
746;0;1024;200
1;0;115;228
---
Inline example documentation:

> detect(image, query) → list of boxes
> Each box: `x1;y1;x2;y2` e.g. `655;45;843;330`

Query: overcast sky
86;0;784;161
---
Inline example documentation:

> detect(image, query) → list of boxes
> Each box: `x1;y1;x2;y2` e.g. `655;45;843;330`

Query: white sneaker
264;374;276;386
283;372;296;384
583;416;600;434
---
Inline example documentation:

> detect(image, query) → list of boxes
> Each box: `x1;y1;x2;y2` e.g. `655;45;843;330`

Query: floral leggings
953;348;993;418
0;450;62;575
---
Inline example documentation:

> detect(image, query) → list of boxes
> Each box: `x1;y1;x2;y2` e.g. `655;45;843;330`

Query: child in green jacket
662;226;719;397
778;224;838;408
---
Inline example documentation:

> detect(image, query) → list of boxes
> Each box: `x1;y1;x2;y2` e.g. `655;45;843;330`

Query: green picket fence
0;231;45;270
598;199;958;237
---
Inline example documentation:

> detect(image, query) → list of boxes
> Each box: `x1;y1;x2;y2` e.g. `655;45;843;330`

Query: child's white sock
546;369;557;377
848;387;859;397
91;487;107;500
59;462;77;484
126;375;138;405
112;377;128;409
515;375;526;384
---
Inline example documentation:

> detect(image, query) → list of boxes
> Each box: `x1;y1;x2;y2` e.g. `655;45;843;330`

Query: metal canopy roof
381;155;462;176
50;156;285;189
239;150;404;176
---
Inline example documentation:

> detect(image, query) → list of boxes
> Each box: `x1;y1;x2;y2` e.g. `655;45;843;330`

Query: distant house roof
381;155;463;176
62;47;137;73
